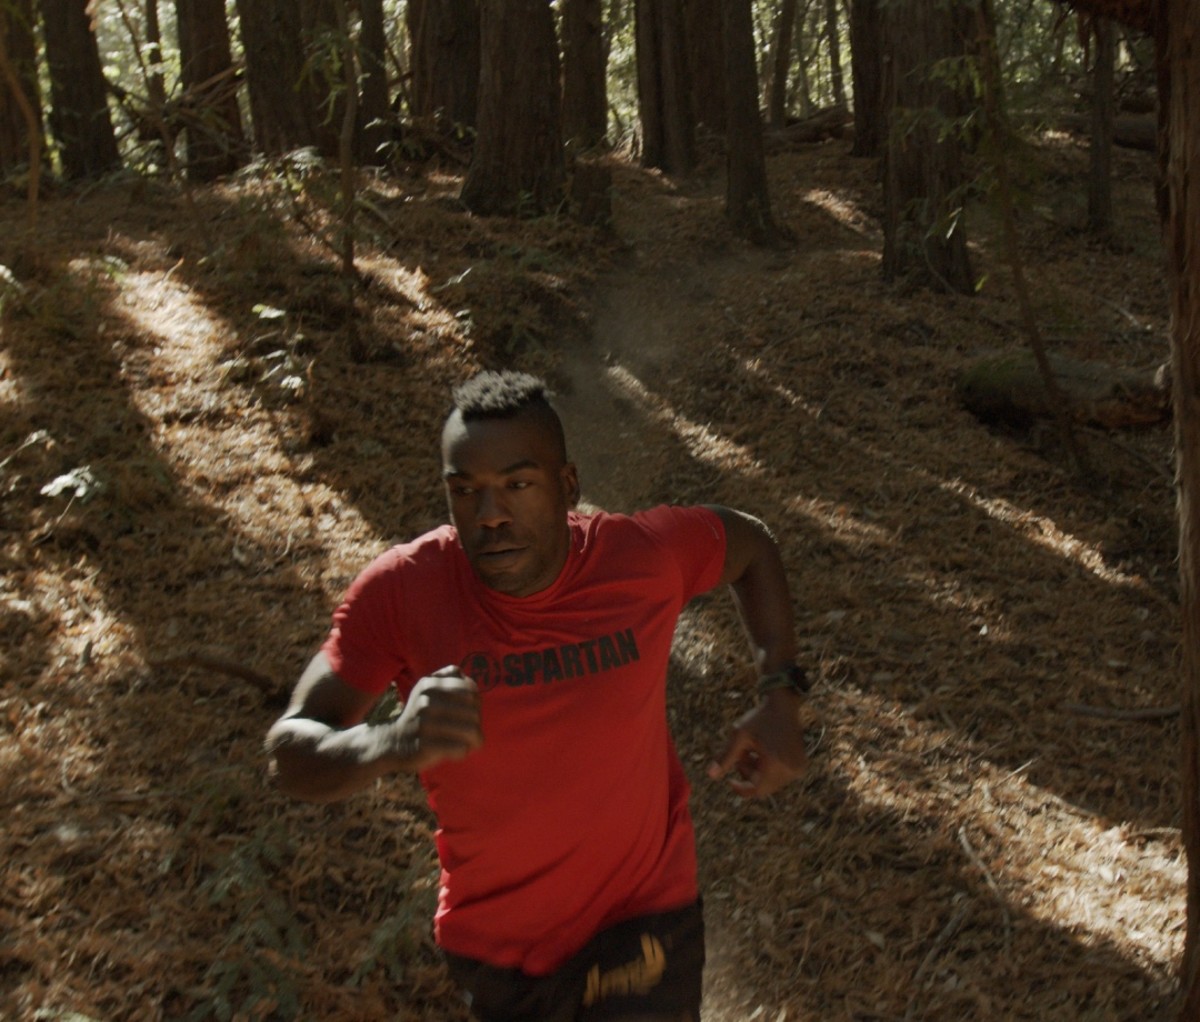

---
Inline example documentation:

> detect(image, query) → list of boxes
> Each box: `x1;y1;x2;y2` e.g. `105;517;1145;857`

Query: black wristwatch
756;663;810;698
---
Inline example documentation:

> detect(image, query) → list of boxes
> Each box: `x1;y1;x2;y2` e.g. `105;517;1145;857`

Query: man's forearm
728;529;797;674
266;717;404;803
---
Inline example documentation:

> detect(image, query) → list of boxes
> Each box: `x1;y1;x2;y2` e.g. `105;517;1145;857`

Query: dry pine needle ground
0;134;1184;1021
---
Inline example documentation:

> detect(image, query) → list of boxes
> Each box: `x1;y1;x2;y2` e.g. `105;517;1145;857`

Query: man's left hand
707;689;810;798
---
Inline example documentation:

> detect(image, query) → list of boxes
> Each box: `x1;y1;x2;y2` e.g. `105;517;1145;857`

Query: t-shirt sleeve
320;547;410;696
634;504;726;600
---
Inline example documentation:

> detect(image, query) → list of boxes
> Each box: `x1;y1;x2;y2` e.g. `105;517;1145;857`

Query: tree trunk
39;0;120;179
1087;15;1116;236
145;0;167;112
1168;0;1200;1013
767;0;798;129
826;0;846;108
683;0;723;134
0;0;42;173
792;9;814;116
357;0;390;164
636;0;694;173
880;0;974;294
460;0;563;215
407;0;480;129
723;0;783;245
176;0;244;179
235;0;336;156
562;0;608;149
848;0;884;157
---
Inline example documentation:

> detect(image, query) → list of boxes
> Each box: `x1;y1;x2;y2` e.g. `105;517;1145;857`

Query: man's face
441;409;579;597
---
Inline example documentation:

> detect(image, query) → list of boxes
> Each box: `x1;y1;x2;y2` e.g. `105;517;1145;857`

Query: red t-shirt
321;505;726;975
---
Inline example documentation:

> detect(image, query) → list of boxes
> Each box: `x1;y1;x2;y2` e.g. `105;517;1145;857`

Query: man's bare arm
704;506;809;799
265;651;483;803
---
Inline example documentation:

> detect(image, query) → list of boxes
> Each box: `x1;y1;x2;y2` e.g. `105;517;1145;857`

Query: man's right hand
267;654;483;802
389;667;484;771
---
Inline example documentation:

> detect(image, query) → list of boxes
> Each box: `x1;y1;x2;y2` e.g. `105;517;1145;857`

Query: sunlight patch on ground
802;188;875;236
740;355;1145;597
940;479;1144;589
785;495;897;548
110;271;379;562
116;270;235;367
835;691;1184;974
738;358;826;420
606;363;765;477
0;349;23;407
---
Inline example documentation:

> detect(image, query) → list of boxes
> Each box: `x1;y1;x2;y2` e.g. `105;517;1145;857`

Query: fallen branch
147;652;279;696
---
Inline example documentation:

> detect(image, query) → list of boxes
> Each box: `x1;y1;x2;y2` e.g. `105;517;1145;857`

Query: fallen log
764;106;852;151
1057;111;1157;151
957;349;1170;429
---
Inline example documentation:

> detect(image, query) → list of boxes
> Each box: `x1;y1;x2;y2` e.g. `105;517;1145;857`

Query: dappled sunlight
606;361;766;477
115;268;240;376
939;478;1146;590
802;187;877;237
106;266;382;576
738;356;827;419
785;494;898;549
1;128;1180;1021
740;346;1148;599
819;686;1182;997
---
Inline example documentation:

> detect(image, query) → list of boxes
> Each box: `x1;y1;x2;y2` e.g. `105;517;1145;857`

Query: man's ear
562;462;581;508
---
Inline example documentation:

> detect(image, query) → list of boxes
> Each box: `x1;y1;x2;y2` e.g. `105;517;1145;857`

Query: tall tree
1087;15;1116;236
767;0;799;129
357;0;390;164
0;0;42;174
460;0;563;215
635;0;694;173
825;0;846;108
880;0;974;293
144;0;167;116
235;0;338;156
684;0;724;134
176;0;244;179
562;0;608;149
848;0;884;157
39;0;120;179
407;0;480;129
723;0;785;245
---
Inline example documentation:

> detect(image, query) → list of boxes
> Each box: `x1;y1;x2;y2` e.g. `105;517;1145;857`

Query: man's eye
509;480;531;490
451;485;475;497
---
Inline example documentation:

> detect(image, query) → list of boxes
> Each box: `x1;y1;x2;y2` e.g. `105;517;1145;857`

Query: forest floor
0;127;1186;1022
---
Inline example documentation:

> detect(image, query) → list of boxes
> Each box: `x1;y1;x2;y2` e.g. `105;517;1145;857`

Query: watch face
786;664;811;693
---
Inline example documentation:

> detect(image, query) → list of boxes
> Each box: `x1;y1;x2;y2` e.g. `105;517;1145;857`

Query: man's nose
476;487;511;527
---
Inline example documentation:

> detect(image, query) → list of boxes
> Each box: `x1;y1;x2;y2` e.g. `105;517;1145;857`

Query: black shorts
444;900;705;1022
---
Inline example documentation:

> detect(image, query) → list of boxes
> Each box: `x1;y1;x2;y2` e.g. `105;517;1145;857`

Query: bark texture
685;0;724;134
235;0;337;156
880;0;974;294
562;0;608;149
460;0;563;215
849;0;884;157
407;0;480;129
40;0;119;179
723;0;781;245
0;0;41;172
176;0;244;179
636;0;694;173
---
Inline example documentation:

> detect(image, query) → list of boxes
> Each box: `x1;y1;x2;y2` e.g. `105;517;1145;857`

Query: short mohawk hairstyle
451;370;552;420
448;370;568;462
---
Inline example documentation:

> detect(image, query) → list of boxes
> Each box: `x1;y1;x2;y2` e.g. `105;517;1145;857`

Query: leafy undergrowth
0;133;1184;1021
